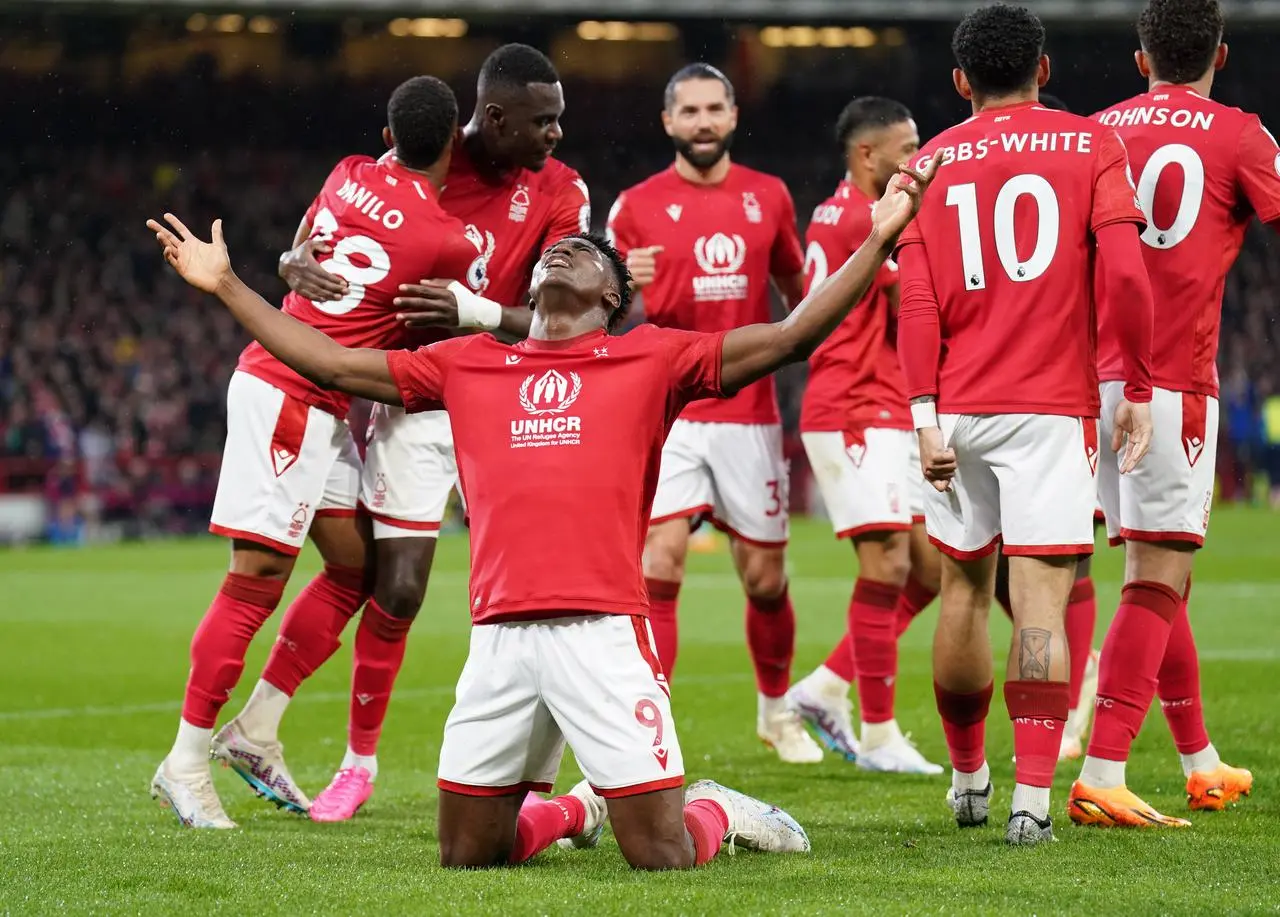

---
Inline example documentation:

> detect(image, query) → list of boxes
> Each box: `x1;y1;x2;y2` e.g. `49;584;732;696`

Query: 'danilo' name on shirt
929;131;1098;166
1097;106;1215;131
334;178;406;230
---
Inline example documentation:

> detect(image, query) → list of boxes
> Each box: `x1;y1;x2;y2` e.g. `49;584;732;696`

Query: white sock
236;680;291;744
800;665;851;698
952;761;990;792
1180;742;1221;777
1080;754;1126;789
340;745;379;781
168;718;214;779
758;693;788;721
1011;783;1051;820
861;719;902;751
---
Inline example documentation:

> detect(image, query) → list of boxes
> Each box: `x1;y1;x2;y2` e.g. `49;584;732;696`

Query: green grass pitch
1;510;1276;915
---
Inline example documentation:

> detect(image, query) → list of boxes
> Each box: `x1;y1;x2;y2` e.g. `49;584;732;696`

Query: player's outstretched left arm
718;158;938;393
146;214;402;406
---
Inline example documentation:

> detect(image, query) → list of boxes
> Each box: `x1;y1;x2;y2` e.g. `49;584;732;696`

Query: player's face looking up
854;120;921;197
484;81;565;172
529;237;620;319
664;78;738;170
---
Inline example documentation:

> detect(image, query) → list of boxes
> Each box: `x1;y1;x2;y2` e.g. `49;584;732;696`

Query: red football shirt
896;102;1146;415
1094;86;1280;397
441;136;591;310
800;180;910;433
607;164;804;424
238;154;480;417
386;325;727;624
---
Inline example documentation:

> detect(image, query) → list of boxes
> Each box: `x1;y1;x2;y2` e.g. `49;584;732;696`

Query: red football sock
509;793;586;864
822;633;857;683
1005;680;1070;787
645;577;681;679
1087;580;1182;762
348;599;413;756
182;573;286;728
261;564;368;696
850;578;903;724
745;587;796;698
894;576;937;638
934;681;992;773
684;799;729;866
1065;577;1098;709
1157;599;1210;755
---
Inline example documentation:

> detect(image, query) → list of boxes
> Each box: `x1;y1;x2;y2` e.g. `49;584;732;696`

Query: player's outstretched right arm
147;213;402;406
718;158;938;393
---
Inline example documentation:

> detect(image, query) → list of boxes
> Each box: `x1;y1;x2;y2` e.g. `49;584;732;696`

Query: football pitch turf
2;510;1276;916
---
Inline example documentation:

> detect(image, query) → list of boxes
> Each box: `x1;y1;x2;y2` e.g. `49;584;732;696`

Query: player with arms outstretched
607;64;821;764
1068;0;1271;828
224;45;592;822
145;150;937;867
785;97;943;775
895;3;1155;845
149;77;478;829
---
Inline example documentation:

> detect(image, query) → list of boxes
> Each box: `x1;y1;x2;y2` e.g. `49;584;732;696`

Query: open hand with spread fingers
146;213;232;295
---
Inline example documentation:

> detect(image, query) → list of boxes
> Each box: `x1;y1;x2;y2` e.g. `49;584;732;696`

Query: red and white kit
219;154;479;554
1094;87;1280;546
608;165;804;545
800;180;923;539
362;137;591;538
896;103;1148;558
387;324;727;796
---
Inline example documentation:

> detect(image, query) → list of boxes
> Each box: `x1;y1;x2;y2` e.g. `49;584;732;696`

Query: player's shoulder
730;163;792;199
810;182;869;231
529;156;586;194
324;154;376;182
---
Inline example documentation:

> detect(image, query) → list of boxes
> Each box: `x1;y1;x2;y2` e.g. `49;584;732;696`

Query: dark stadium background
3;0;1278;544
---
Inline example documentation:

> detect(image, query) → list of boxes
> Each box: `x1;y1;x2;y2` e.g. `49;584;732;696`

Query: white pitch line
0;673;753;722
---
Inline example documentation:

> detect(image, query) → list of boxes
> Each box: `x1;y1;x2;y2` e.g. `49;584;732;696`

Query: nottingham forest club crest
511;369;584;449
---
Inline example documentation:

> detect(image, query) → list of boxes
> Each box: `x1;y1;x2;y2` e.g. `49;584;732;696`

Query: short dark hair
387;76;458;169
1138;0;1224;84
479;43;560;92
575;232;633;330
952;3;1046;98
664;63;735;110
1038;92;1070;112
835;97;914;147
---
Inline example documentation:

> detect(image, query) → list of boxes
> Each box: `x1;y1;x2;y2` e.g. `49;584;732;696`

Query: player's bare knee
621;839;693;871
644;522;690;582
373;569;426;620
1124;540;1194;593
438;839;508;870
229;540;293;580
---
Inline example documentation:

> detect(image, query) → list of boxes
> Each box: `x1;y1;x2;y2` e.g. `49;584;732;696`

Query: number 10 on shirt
946;175;1061;290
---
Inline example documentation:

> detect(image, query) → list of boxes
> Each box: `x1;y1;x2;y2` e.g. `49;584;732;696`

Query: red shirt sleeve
1091;129;1147;234
770;184;805;278
543;172;592;249
605;192;637;257
895;241;942;401
1236;116;1280;224
386;339;462;413
660;327;727;403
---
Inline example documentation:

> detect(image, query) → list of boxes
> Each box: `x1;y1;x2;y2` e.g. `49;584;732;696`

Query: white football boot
150;759;236;829
685;779;810;853
556;780;609;850
210;718;310;813
758;707;824;764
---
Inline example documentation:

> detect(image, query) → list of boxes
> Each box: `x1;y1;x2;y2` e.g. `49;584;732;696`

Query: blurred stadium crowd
3;49;1279;544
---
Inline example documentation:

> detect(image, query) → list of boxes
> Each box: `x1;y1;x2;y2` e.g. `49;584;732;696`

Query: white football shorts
925;413;1098;559
1097;382;1217;548
802;427;926;538
650;419;789;546
361;407;461;541
437;614;685;798
209;371;360;555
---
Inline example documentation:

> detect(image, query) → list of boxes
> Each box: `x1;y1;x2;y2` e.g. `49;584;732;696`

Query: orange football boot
1186;763;1253;812
1067;780;1191;828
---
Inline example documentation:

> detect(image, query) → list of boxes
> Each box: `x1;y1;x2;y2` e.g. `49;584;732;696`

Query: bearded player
607;64;821;764
146;150;937;866
149;77;481;829
896;3;1155;845
217;45;593;823
1067;0;1273;829
784;97;943;775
